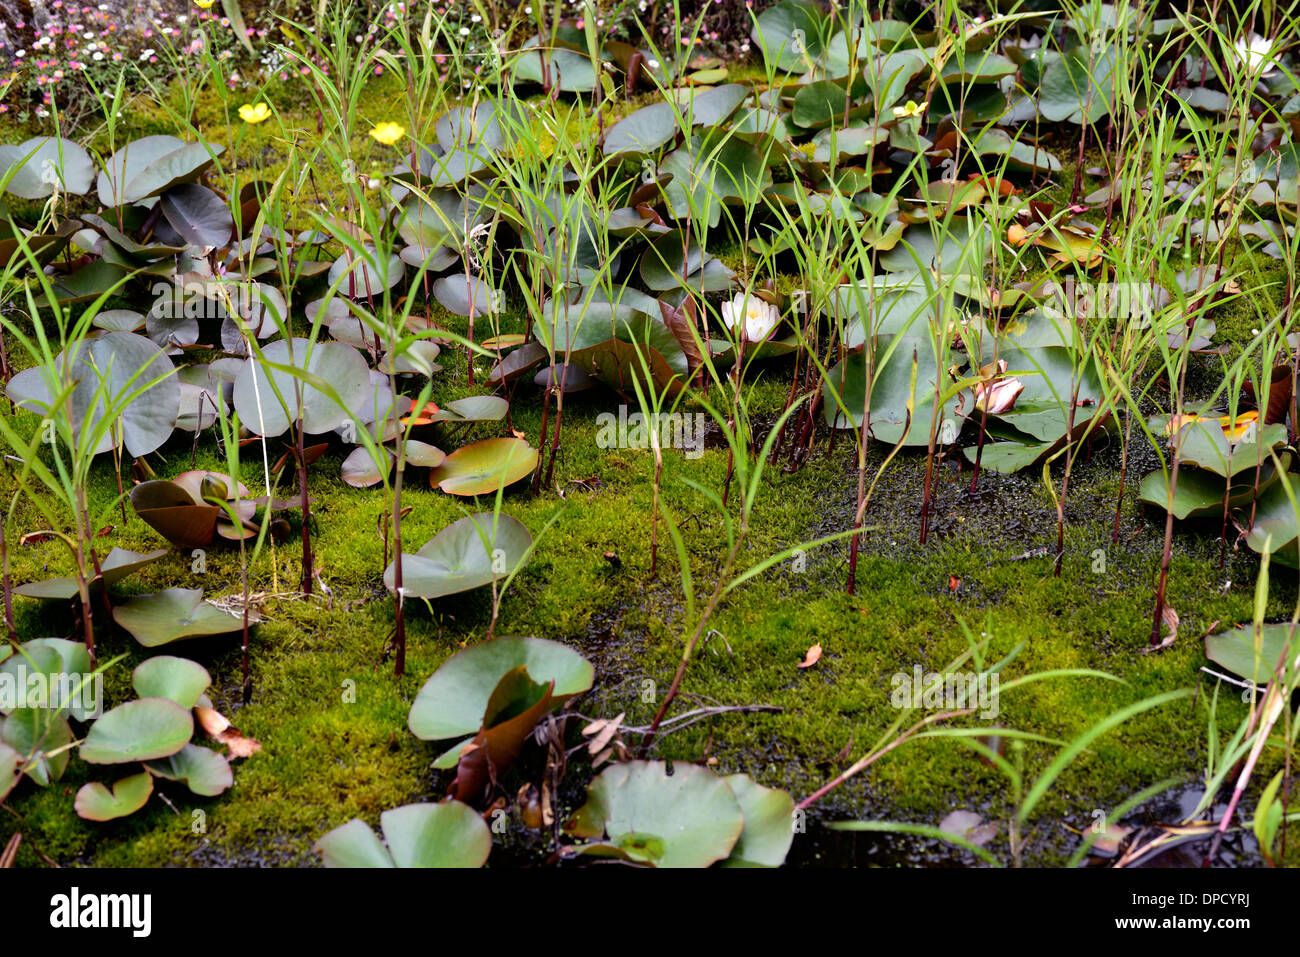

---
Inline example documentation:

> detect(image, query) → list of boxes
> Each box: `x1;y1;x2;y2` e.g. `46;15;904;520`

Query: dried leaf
194;705;262;758
584;712;625;756
1142;605;1180;653
798;644;823;668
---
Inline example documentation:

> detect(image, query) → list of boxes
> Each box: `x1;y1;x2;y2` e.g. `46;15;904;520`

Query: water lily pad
432;273;501;317
328;247;404;297
0;741;21;801
233;338;371;437
132;656;212;709
384;512;533;600
159;183;235;249
341;446;394;488
408;635;593;742
80;698;194;764
75;771;154;821
112;588;248;647
565;761;746;867
96;134;184;205
315;801;491;868
0;639;94;720
0;136;94;198
121;140;224;204
146;743;233;797
2;706;72;785
1245;474;1300;567
752;0;826;72
1205;623;1298;685
130;480;224;549
640;229;736;294
14;546;168;601
7;332;180;457
721;773;796;867
428;437;539;496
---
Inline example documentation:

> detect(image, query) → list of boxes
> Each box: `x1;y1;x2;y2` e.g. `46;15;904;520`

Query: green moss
2;61;1298;871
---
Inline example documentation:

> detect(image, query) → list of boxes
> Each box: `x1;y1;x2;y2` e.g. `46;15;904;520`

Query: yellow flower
238;102;272;124
1165;410;1259;443
194;0;215;8
892;99;925;119
368;122;406;146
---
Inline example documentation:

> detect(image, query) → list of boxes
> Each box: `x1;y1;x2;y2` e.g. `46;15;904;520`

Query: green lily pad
80;697;193;764
112;588;249;647
315;801;491;868
408;635;593;742
752;0;826;72
146;743;233;797
640;229;736;294
6;331;180;457
423;395;509;424
233;338;371;437
132;656;212;709
1205;623;1298;685
823;335;970;446
428;437;539;496
384;512;533;600
1173;419;1287;478
0;741;21;801
97;134;184;206
721;773;797;867
2;706;72;785
962;438;1058;475
1139;460;1284;520
14;546;168;601
122;140;224;204
74;771;154;821
1246;474;1300;567
0;638;96;721
565;761;746;867
0;136;94;198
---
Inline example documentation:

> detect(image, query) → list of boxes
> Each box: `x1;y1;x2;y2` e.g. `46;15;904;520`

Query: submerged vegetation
0;0;1299;869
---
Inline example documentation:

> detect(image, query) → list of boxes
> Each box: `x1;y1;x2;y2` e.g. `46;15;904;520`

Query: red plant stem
533;381;552;495
0;515;12;642
544;387;563;489
297;421;313;595
392;463;406;678
1112;412;1133;544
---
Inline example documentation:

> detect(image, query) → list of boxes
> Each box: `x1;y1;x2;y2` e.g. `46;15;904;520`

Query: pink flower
973;360;1024;415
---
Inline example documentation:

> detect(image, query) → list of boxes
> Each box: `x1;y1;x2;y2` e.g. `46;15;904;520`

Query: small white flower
720;292;781;343
1234;34;1279;77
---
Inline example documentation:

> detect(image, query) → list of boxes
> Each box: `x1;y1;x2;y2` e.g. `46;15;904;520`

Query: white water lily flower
720;293;781;343
1234;34;1280;77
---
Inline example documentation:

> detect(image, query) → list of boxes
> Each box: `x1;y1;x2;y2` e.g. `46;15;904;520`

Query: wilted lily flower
238;102;272;124
974;359;1024;415
368;122;405;146
720;292;781;343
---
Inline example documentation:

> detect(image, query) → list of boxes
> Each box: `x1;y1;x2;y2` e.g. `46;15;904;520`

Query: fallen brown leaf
798;644;823;669
194;705;263;759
